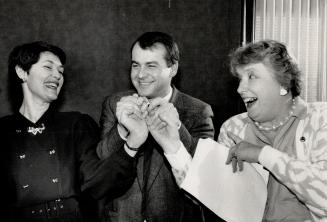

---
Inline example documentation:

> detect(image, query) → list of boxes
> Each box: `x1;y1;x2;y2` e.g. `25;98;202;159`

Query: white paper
180;138;267;222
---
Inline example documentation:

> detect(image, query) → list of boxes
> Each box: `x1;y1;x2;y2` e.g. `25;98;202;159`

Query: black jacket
0;107;135;221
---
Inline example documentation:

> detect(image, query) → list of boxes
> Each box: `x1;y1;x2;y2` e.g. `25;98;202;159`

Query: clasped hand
225;133;263;173
116;94;181;153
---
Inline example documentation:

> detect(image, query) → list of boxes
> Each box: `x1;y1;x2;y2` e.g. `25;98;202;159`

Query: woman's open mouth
243;97;258;108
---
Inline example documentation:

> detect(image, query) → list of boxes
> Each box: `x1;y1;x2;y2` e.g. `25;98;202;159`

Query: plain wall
0;0;245;135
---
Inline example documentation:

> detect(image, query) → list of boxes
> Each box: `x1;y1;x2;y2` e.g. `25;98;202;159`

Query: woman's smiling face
24;51;64;103
236;62;283;123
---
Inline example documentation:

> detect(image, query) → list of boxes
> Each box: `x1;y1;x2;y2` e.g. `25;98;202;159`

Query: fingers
117;95;150;121
117;100;139;114
139;98;150;117
147;97;167;113
226;147;238;172
232;157;238;173
226;147;243;172
119;108;143;125
148;117;167;131
146;103;180;130
117;106;143;122
238;159;244;171
157;112;176;128
226;147;236;165
117;94;181;133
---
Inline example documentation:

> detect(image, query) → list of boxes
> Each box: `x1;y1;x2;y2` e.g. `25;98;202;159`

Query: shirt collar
162;86;173;102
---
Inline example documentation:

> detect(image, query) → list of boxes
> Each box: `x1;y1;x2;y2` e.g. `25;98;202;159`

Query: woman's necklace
254;98;296;131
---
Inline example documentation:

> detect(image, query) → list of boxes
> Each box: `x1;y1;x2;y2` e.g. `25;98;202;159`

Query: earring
280;87;288;96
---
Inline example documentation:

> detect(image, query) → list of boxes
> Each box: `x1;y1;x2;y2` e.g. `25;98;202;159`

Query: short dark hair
131;31;179;67
7;41;66;109
8;41;66;81
229;40;302;97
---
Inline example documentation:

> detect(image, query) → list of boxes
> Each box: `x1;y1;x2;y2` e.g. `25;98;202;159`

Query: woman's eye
44;66;52;70
248;72;256;79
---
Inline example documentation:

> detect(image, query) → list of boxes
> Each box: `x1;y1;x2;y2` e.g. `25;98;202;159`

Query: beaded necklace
254;98;296;131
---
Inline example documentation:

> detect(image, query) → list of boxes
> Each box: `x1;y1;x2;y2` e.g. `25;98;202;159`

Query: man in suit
96;31;214;222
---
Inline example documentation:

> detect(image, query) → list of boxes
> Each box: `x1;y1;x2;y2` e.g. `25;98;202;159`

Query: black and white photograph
0;0;326;221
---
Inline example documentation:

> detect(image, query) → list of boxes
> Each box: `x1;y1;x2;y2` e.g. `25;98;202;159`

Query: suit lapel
146;146;164;193
145;86;183;192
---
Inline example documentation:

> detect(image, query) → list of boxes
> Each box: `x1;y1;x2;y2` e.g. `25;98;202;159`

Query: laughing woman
219;40;327;221
147;40;327;222
0;41;100;222
0;41;135;222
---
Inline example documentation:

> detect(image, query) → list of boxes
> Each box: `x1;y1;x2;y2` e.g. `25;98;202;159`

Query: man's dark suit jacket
95;86;214;222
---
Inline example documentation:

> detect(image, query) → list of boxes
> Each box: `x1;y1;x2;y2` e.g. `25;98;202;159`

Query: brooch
27;123;45;135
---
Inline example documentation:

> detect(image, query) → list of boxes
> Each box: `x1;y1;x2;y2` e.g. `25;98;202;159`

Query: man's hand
225;133;263;172
116;94;149;148
146;98;181;154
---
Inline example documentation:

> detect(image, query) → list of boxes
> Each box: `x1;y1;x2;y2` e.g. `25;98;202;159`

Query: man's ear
169;62;178;78
15;65;27;82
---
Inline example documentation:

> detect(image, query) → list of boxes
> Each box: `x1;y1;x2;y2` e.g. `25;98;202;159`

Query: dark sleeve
96;95;126;159
74;114;136;199
179;104;215;156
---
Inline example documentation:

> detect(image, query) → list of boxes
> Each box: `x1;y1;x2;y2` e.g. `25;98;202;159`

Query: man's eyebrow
131;61;159;65
145;61;159;65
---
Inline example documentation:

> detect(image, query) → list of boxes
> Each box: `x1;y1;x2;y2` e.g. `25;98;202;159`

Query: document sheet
180;138;267;222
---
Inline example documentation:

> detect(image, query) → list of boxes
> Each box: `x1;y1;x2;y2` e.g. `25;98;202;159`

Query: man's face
130;42;177;98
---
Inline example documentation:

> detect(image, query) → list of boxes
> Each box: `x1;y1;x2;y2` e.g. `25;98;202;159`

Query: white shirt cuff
117;123;129;140
164;141;192;171
124;143;138;157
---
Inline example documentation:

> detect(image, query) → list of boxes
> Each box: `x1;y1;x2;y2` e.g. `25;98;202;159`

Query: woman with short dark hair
1;41;99;222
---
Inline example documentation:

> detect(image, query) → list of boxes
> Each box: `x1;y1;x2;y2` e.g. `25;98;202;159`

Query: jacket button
52;178;58;183
19;154;26;159
300;136;306;142
22;184;29;189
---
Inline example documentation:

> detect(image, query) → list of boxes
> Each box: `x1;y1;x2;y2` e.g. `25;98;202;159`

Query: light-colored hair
229;40;302;97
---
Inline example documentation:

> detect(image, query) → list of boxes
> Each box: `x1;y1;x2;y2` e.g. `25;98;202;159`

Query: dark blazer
96;86;215;222
0;107;135;222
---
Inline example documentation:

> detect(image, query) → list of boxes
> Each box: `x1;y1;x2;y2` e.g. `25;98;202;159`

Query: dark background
0;0;245;138
0;1;249;220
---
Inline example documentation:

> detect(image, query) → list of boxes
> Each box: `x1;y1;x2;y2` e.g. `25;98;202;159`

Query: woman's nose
237;79;247;94
52;69;62;79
